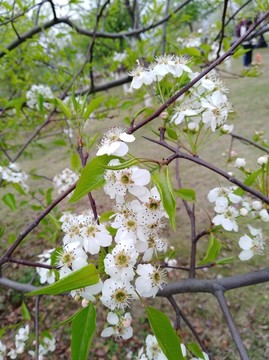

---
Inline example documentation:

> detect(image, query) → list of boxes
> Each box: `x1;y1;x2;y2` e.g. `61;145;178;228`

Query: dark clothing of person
242;44;253;67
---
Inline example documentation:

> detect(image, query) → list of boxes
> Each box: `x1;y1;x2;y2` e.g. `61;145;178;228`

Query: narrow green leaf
69;155;115;203
2;193;16;211
70;151;81;172
71;304;96;360
152;166;176;229
26;264;98;296
53;139;67;146
99;210;114;223
175;188;196;202
21;301;31;321
0;226;5;239
166;127;178;140
146;307;183;360
83;96;104;121
215;256;234;265
198;233;222;266
11;183;27;196
234;169;262;196
103;158;139;170
51;309;80;330
56;98;72;119
186;342;205;358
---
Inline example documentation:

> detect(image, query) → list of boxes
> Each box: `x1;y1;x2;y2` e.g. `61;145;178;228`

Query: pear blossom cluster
129;55;233;133
26;84;54;110
36;157;173;341
0;326;56;360
208;185;268;260
53;168;79;195
0;162;28;191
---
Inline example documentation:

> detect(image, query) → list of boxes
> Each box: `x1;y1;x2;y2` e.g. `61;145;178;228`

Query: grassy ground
1;47;269;359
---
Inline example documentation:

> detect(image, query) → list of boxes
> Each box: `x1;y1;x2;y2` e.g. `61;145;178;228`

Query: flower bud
240;207;248;216
160;111;168;119
234;157;246;168
257;155;268;166
252;201;262;211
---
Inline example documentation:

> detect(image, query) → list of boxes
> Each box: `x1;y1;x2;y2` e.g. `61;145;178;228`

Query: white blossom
259;208;269;222
100;279;135;310
239;225;264;261
257;155;268;166
135;264;167;297
234;158;246;169
145;334;167;360
97;127;135;156
101;312;133;340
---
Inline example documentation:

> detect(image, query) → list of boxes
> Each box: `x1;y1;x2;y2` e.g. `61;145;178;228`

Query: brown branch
0;0;193;59
215;290;249;360
215;0;229;60
0;183;76;265
231;133;269;154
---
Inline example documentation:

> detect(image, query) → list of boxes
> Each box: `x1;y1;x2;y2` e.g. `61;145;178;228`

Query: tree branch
0;183;76;265
215;0;229;59
215;290;249;360
0;0;193;59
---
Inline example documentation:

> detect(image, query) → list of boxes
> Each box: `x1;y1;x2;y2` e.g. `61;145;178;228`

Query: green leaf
21;301;31;321
2;193;16;211
175;188;196;202
198;233;222;266
11;183;27;196
26;264;98;296
51;310;80;330
71;304;96;360
56;98;72;119
69;155;115;203
99;210;114;223
166;127;178;140
146;307;183;360
70;151;81;172
83;96;105;121
234;169;263;196
152;166;176;229
181;47;201;57
215;256;234;265
186;342;204;358
0;226;5;239
53;139;67;146
103;158;139;170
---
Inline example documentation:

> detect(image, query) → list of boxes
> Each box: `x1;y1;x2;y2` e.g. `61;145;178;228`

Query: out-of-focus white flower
53;168;78;195
257;155;268;166
238;225;264;261
0;341;6;360
97;127;135;157
101;312;133;340
221;124;234;134
26;84;54;110
259;208;269;222
0;163;28;191
36;249;56;284
234;158;246;169
252;201;262;211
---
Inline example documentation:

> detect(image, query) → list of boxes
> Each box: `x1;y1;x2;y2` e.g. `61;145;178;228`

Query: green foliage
199;233;222;266
69;155;116;203
27;264;98;296
146;306;184;360
175;188;196;202
71;305;96;360
152;166;176;229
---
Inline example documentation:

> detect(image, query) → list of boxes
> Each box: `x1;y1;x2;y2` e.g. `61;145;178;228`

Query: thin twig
215;0;229;59
231;133;269;154
0;183;76;265
215;290;249;360
168;295;209;355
